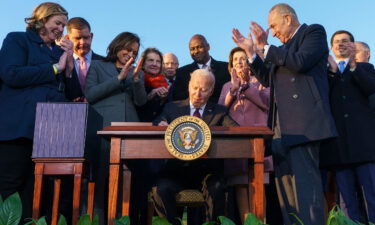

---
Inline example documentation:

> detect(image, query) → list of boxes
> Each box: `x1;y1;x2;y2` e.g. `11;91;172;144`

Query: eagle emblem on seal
178;126;199;150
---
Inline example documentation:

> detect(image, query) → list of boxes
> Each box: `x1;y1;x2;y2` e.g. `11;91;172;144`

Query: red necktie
193;108;201;118
79;57;87;91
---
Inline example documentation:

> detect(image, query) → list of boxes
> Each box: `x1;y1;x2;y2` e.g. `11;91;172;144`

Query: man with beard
65;17;103;102
172;34;230;103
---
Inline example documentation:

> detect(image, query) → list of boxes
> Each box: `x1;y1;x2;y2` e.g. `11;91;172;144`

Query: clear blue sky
1;0;374;65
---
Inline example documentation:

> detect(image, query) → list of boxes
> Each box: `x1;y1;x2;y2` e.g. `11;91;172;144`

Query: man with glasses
163;53;179;86
231;3;337;225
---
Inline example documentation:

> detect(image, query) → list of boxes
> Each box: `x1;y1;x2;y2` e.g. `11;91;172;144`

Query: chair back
32;103;90;158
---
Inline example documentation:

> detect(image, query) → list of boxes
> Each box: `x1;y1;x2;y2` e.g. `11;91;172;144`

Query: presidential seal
164;115;211;160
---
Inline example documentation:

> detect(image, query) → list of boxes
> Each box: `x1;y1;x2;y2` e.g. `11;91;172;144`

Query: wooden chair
32;103;100;225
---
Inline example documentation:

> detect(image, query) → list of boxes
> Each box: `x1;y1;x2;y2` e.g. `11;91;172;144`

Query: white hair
189;69;215;89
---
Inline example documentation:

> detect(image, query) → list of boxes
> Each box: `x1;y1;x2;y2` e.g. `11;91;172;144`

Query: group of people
0;2;374;225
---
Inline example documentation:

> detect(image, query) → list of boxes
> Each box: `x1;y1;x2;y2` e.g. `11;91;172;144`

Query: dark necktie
193;108;201;118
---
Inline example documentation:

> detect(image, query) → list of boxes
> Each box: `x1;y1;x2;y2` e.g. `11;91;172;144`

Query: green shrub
0;193;22;225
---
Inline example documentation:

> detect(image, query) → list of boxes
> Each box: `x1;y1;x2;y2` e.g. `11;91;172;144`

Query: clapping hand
347;42;356;70
59;37;73;55
232;28;255;57
327;55;338;73
250;22;269;50
117;57;135;81
133;57;144;81
60;37;74;77
230;68;240;93
148;87;169;100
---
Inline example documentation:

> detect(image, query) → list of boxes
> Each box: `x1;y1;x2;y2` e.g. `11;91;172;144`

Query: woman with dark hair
85;31;147;124
137;47;169;121
218;47;270;223
84;31;147;224
0;2;73;219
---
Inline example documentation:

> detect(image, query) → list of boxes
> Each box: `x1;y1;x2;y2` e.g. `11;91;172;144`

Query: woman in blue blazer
0;2;72;218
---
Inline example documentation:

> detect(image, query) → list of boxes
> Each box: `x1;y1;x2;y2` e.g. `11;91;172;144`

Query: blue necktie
338;61;346;73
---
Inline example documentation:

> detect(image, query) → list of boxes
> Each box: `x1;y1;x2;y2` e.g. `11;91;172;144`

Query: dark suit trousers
0;139;33;221
335;163;375;223
272;116;325;225
152;173;225;225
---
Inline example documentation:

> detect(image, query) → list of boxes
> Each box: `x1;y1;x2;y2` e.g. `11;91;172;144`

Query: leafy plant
218;216;236;225
326;205;365;225
114;215;130;225
152;216;172;225
290;213;304;225
244;213;267;225
76;214;99;225
0;193;22;225
24;216;48;225
201;222;216;225
24;215;68;225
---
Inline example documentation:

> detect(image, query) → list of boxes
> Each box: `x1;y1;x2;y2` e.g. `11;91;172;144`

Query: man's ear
207;43;210;51
286;15;292;26
91;32;94;40
209;87;214;97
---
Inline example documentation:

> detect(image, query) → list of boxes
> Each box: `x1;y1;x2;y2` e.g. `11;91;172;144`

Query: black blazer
250;23;337;147
153;99;238;127
171;58;230;103
152;99;238;178
64;52;104;101
321;62;375;166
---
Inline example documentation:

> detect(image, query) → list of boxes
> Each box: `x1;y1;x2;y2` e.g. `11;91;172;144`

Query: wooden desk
98;125;273;225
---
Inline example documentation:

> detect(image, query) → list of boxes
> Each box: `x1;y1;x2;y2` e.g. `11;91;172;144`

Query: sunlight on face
144;52;162;75
115;42;139;67
268;11;292;44
68;27;93;57
331;33;352;59
189;74;213;108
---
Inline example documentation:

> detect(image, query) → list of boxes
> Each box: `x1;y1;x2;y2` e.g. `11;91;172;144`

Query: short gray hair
356;41;370;51
189;69;215;89
270;3;298;19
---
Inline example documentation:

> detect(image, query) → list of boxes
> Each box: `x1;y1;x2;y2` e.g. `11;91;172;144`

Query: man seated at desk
152;69;238;225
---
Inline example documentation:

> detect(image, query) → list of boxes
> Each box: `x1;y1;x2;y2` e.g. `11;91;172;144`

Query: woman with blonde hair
0;1;73;219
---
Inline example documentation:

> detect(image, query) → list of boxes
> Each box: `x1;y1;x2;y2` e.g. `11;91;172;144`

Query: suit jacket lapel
178;99;191;117
202;102;215;125
210;57;217;74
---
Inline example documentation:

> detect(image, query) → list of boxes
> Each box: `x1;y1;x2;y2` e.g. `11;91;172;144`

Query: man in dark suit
153;69;237;225
171;34;230;103
323;30;375;223
65;17;103;101
232;3;337;225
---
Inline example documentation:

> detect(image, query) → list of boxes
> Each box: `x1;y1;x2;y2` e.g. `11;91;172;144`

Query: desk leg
122;164;131;216
108;164;120;225
51;178;61;225
32;163;44;220
251;138;265;220
72;163;83;225
108;137;121;225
